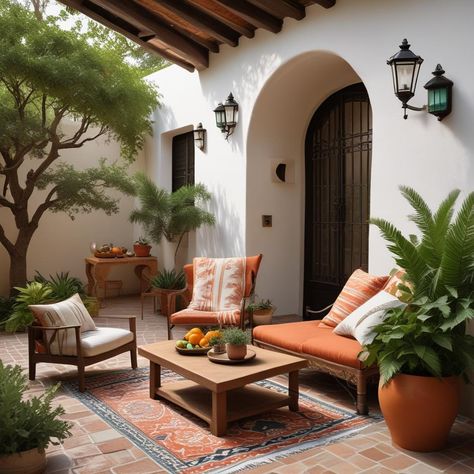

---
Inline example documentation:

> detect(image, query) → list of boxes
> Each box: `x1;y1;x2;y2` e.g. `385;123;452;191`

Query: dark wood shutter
172;132;195;192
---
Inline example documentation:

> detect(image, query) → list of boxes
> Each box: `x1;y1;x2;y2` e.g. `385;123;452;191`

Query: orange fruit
205;330;221;340
188;333;202;345
199;337;209;348
190;327;203;335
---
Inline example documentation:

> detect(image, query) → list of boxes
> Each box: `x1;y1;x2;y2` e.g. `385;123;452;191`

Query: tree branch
0;224;15;254
30;186;59;227
0;195;15;209
58;126;108;149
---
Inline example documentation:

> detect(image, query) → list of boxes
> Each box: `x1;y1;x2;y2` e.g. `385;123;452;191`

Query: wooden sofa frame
253;305;379;415
28;315;137;392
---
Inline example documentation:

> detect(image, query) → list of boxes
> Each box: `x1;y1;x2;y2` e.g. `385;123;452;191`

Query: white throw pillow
354;309;392;346
333;291;405;340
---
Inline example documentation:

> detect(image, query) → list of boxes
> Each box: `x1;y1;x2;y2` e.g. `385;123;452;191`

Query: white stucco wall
0;123;145;296
145;0;474;416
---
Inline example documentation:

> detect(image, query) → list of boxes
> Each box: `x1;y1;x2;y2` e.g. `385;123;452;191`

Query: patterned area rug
66;368;378;473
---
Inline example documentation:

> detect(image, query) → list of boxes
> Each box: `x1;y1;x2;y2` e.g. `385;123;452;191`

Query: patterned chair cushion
320;270;389;328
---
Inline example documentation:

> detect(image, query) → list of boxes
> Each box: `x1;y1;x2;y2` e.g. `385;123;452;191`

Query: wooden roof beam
58;0;196;71
92;0;209;69
155;0;240;47
313;0;336;8
214;0;282;34
248;0;305;21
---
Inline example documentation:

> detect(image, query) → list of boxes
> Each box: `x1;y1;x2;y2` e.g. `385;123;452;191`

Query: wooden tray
208;349;256;364
175;346;211;356
94;252;124;258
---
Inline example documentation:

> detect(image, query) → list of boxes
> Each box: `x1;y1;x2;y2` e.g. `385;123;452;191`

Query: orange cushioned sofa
253;269;394;415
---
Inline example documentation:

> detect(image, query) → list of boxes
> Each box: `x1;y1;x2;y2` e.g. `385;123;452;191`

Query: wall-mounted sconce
193;122;206;150
213;92;239;139
387;39;453;120
271;159;295;183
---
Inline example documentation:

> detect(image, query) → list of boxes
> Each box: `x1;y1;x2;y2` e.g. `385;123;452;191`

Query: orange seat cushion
170;309;245;326
321;269;389;328
252;321;323;353
301;325;364;369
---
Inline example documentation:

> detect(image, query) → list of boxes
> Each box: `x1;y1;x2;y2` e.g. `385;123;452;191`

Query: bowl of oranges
175;328;222;355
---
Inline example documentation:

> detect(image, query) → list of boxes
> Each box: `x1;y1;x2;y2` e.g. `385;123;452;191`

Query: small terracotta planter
252;309;274;326
133;244;151;257
379;373;460;452
211;343;226;354
0;448;46;474
226;343;247;360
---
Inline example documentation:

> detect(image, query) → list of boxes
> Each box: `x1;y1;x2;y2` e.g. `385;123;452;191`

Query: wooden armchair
28;315;137;392
166;255;263;339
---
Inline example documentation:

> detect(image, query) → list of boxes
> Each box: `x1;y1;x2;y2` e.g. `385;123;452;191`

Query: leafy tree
130;173;215;263
0;0;159;293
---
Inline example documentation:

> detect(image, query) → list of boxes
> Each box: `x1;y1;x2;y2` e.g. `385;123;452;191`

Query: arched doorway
304;83;372;318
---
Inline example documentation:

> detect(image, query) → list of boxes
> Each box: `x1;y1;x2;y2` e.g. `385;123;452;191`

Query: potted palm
0;362;72;474
361;186;474;452
129;173;215;269
247;298;275;326
222;327;250;360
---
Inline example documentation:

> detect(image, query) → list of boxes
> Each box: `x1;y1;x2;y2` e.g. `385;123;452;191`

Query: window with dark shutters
172;132;195;192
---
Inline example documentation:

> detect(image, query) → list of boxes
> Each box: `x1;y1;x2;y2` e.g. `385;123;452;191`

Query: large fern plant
129;173;215;260
362;186;474;384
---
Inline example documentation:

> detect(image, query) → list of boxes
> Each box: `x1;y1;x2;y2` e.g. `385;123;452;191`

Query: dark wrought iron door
304;83;372;319
172;132;195;192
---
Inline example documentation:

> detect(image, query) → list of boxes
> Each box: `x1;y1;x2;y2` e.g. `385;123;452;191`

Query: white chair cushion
50;327;134;357
333;291;405;342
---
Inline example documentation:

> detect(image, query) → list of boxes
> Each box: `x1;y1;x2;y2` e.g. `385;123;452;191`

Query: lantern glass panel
395;61;416;93
215;109;225;129
224;104;237;126
428;88;448;113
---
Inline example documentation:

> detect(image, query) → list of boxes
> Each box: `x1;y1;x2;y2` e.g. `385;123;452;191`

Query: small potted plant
150;269;186;317
247;298;275;326
133;237;152;257
209;335;226;354
222;327;250;360
0;362;72;474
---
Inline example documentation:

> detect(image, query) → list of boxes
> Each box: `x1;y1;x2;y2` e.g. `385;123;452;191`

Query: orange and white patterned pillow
187;257;246;325
383;269;413;299
29;293;96;355
321;269;389;328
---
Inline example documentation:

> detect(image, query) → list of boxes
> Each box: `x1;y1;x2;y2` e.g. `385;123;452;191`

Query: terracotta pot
0;448;46;474
211;343;226;354
133;244;151;257
252;309;274;326
226;343;247;360
379;373;460;452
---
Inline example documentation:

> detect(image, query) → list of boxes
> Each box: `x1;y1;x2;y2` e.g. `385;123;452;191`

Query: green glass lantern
424;64;453;121
213;102;226;131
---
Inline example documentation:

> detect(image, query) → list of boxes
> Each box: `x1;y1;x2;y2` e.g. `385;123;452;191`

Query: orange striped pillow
321;269;389;328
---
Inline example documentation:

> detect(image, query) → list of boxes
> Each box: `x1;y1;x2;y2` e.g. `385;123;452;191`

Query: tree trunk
9;251;27;296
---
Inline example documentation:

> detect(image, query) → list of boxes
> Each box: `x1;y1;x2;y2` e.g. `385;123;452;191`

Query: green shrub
247;298;274;312
0;296;15;326
34;271;84;300
0;362;72;455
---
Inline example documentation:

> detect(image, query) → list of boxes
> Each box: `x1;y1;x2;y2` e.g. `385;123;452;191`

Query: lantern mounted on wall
193;123;206;150
213;93;239;139
387;39;453;120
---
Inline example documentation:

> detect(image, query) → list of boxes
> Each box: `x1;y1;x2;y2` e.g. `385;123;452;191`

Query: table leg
288;370;299;412
85;262;95;296
150;361;161;399
135;262;158;293
211;391;227;436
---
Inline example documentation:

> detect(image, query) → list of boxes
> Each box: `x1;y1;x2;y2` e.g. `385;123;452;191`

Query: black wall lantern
424;64;453;121
213;92;239;139
388;39;453;120
193;123;206;150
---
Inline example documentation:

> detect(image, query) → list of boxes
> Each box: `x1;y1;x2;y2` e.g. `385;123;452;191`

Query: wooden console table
85;256;158;301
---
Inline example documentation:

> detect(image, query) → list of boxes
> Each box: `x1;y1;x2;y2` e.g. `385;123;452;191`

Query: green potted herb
222;327;250;360
133;236;151;257
209;335;226;354
247;298;275;326
361;186;474;452
0;362;72;474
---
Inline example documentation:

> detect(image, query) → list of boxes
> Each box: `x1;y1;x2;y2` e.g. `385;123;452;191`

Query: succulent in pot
133;236;151;257
361;186;474;452
0;362;72;474
222;327;250;360
209;335;226;354
150;269;186;317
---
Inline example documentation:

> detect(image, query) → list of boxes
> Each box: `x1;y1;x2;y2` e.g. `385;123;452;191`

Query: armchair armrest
167;288;191;316
94;315;137;336
28;324;82;356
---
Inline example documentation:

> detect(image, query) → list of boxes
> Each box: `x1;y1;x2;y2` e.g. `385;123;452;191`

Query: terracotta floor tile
90;428;122;443
381;453;418;470
347;454;377;470
99;438;133;454
112;458;162;473
360;447;391;462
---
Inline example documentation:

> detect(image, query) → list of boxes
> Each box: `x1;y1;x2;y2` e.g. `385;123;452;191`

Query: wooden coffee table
138;340;308;436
